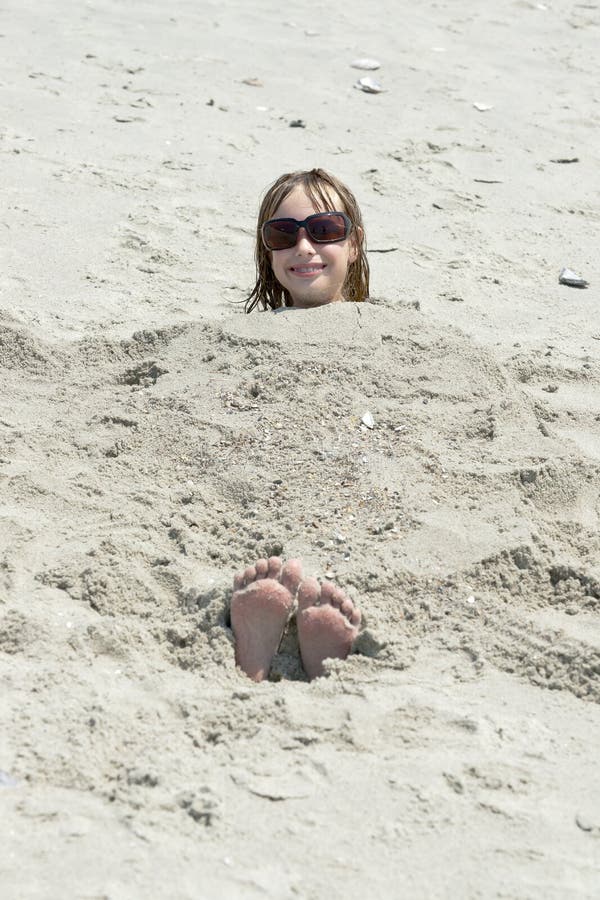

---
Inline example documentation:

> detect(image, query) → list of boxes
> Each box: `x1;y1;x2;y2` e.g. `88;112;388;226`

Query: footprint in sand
230;557;361;682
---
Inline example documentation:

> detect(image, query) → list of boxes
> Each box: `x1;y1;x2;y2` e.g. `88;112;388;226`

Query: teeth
294;266;323;273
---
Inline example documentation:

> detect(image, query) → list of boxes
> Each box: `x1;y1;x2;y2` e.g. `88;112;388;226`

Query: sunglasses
261;211;352;251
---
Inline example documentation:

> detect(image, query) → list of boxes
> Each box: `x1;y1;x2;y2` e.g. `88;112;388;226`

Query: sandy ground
1;1;600;897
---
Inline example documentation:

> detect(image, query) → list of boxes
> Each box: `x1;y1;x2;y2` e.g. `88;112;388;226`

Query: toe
320;581;338;606
297;576;321;611
241;564;257;588
267;556;282;579
233;570;244;591
254;558;269;579
331;585;348;608
280;558;303;597
340;597;354;618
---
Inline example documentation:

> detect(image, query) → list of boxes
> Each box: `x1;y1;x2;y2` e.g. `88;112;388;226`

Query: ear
348;227;362;264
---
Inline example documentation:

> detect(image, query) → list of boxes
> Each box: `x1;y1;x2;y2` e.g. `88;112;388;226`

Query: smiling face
267;186;358;309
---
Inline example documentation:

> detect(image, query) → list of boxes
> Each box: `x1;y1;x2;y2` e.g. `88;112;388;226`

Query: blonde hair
245;168;369;312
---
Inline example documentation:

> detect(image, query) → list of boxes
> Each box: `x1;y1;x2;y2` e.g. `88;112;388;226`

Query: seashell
473;102;493;111
351;58;381;70
354;77;385;94
361;411;375;429
559;267;588;288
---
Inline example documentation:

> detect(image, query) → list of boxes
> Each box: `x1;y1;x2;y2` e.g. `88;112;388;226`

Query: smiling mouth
290;265;325;275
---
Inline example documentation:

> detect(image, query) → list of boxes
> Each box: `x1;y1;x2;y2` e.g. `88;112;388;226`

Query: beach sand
1;1;599;897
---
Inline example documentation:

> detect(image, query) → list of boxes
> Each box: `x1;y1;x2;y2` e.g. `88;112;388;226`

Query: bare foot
296;578;361;680
231;557;303;682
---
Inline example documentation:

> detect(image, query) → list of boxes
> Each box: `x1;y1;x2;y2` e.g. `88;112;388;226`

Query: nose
295;227;317;255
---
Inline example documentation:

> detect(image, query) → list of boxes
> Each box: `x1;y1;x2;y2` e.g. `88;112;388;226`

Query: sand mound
2;302;599;896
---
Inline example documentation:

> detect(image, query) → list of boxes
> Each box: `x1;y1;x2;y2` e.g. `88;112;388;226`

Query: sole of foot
231;556;303;682
296;577;361;680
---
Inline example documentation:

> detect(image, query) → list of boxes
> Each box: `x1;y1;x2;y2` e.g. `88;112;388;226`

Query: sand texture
2;1;600;898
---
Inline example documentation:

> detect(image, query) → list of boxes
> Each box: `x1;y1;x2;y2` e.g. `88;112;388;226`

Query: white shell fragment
361;411;375;429
355;77;385;94
559;267;589;288
0;770;18;787
351;58;381;70
473;102;493;111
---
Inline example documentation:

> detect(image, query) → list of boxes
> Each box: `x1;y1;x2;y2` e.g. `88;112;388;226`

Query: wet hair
245;168;369;312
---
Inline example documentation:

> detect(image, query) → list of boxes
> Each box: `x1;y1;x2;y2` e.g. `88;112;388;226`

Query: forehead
273;185;342;218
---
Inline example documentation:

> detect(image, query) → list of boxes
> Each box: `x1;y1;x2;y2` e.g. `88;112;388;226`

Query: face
267;186;358;309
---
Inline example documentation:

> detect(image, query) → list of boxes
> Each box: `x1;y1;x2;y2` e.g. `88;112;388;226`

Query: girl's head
245;168;369;312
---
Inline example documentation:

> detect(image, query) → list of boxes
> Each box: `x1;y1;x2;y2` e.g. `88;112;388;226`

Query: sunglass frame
261;211;353;251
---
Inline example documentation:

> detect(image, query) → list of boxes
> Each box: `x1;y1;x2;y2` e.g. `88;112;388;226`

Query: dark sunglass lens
307;214;347;242
263;219;297;250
